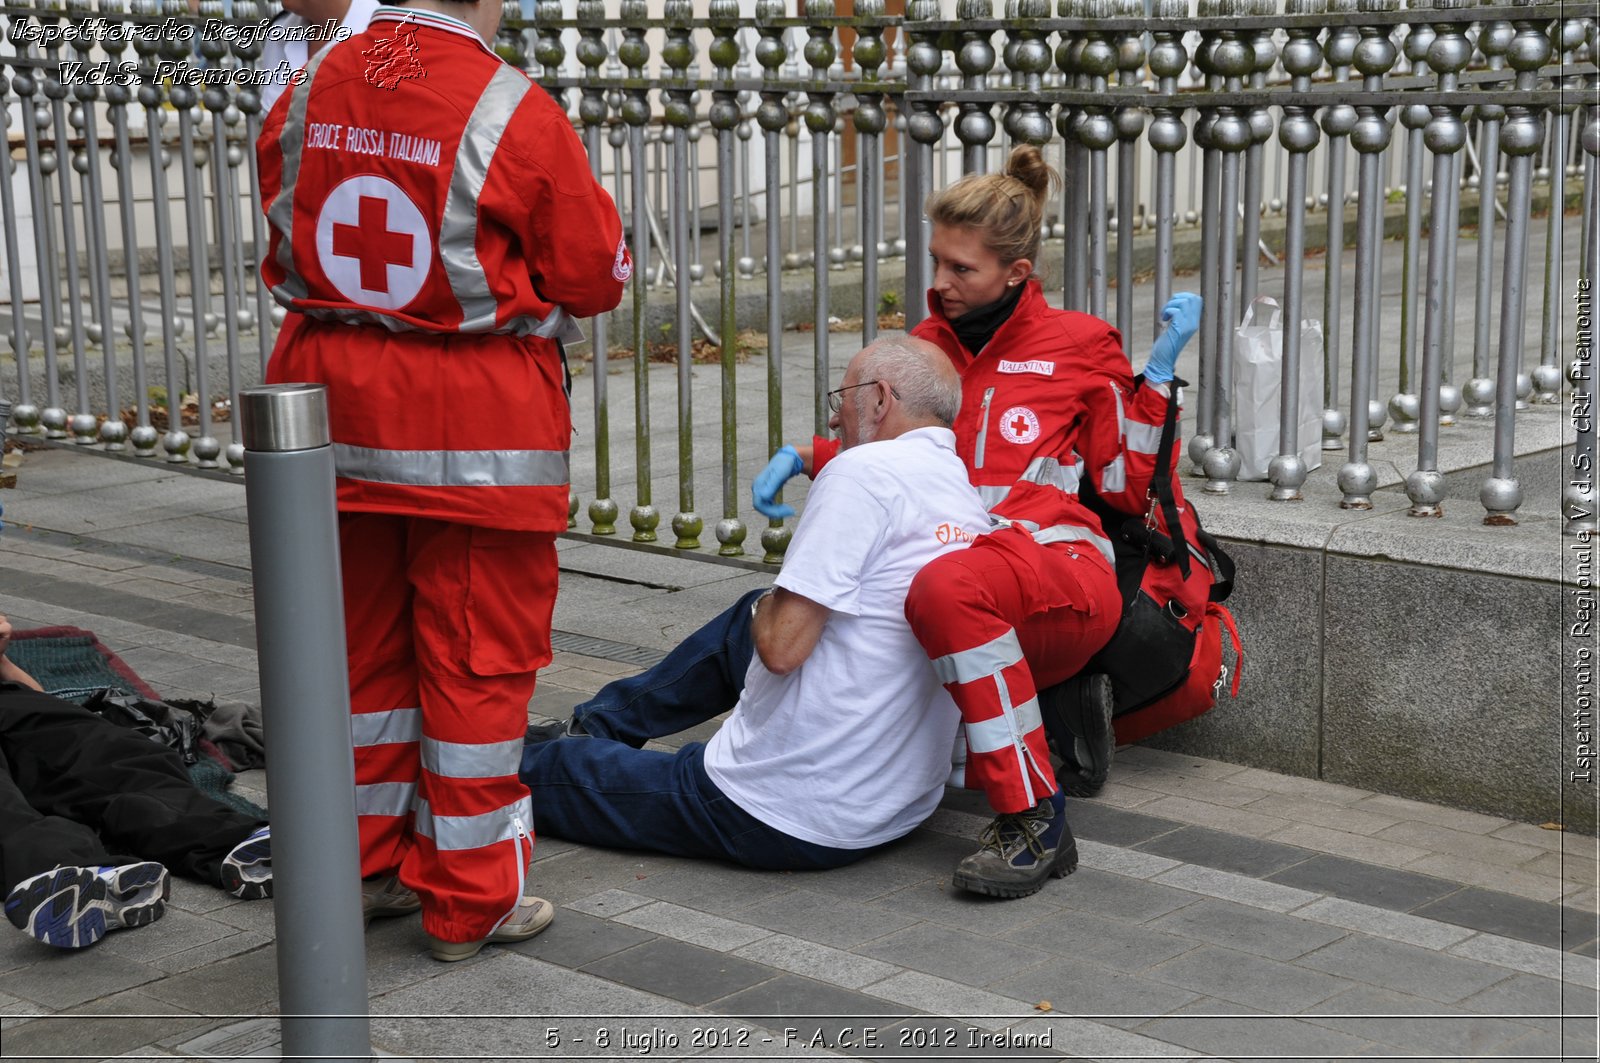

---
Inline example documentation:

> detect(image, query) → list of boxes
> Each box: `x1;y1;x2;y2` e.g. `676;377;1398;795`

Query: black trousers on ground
0;681;265;894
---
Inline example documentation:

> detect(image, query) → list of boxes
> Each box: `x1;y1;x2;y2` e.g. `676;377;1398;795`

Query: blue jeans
520;590;873;871
570;589;762;746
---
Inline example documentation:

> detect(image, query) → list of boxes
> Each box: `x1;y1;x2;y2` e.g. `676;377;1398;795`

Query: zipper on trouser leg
992;669;1039;809
491;815;530;933
974;386;996;469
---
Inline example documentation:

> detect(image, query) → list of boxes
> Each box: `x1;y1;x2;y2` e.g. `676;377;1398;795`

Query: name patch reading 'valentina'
997;359;1055;376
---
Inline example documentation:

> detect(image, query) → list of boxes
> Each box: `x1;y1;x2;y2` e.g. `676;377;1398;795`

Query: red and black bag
1078;377;1243;744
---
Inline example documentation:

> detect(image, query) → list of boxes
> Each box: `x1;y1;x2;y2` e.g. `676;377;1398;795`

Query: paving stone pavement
0;444;1596;1062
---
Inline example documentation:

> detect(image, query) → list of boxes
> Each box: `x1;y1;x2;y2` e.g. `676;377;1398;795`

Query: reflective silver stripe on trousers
333;443;570;487
963;694;1045;755
420;736;524;780
977;483;1011;510
351;707;423;748
267;46;334;307
356;780;417;818
440;66;529;333
1125;420;1165;455
930;629;1025;687
1030;523;1118;566
414;795;533;851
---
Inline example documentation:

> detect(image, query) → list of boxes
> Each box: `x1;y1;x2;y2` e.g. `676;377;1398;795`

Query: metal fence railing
1;0;1595;563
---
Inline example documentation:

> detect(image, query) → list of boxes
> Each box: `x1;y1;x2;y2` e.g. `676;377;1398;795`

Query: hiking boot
221;826;273;900
951;791;1077;899
362;874;422;924
4;862;169;948
428;894;555;962
1040;674;1116;798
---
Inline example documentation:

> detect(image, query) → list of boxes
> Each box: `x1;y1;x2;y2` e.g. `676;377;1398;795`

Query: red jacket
258;7;628;530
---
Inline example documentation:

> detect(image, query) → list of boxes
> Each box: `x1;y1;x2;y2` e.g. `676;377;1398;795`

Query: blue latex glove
752;445;804;520
1142;292;1203;385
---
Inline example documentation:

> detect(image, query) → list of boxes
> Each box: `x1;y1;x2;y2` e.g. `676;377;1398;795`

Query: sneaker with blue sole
951;790;1077;899
221;826;273;900
4;862;169;948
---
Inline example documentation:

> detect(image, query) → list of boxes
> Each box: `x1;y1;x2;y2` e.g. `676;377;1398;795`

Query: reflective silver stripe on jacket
1030;523;1117;566
414;795;533;851
268;46;336;307
355;780;417;818
420;736;524;780
333;443;570;487
1020;456;1081;494
931;629;1025;687
1125;421;1165;455
963;694;1045;755
351;707;423;748
977;483;1011;510
440;65;529;332
1101;454;1126;493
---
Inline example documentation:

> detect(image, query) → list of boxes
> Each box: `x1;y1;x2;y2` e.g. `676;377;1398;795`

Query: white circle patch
998;405;1041;445
314;175;430;311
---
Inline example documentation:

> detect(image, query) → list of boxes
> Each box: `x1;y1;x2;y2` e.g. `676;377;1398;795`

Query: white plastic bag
1232;296;1324;482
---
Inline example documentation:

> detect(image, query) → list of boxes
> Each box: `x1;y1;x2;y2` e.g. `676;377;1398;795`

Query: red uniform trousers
339;514;557;943
905;525;1120;815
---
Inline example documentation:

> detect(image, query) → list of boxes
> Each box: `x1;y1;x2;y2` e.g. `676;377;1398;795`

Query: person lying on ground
0;614;273;949
519;337;994;873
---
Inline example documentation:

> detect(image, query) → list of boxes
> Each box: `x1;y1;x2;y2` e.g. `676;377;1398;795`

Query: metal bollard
240;384;372;1063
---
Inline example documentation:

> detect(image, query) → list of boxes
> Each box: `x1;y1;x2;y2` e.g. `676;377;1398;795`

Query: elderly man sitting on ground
518;337;1013;870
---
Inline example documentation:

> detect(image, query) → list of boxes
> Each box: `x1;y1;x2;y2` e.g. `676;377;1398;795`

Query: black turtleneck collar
949;280;1026;354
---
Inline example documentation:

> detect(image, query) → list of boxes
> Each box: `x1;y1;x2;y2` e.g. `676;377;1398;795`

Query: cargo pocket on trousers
464;527;557;676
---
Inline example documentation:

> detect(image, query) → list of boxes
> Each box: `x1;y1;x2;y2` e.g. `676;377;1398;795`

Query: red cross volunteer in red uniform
752;146;1205;900
256;0;628;961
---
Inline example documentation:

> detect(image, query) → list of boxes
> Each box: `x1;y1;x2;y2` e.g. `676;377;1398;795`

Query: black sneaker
1040;674;1116;797
525;715;590;745
221;826;273;900
952;790;1078;899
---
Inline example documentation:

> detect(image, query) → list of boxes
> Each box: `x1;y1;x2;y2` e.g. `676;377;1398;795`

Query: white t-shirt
703;427;991;850
258;0;381;113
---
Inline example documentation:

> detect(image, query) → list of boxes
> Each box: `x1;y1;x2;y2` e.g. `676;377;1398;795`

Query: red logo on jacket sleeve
363;23;426;90
612;237;633;282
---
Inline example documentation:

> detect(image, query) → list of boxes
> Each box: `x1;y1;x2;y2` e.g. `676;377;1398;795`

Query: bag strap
1194;525;1236;603
1147;374;1191;581
1213;604;1244;697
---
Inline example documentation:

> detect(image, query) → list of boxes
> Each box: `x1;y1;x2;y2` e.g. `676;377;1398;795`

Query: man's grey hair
855;338;962;426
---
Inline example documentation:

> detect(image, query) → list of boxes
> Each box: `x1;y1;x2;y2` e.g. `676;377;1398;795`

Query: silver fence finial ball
1267;453;1308;501
1437;382;1462;423
588;497;620;535
759;522;792;563
1462;376;1495;415
1530;363;1563;402
629;503;660;543
1337;461;1377;508
1321;406;1347;450
1366;398;1388;435
1513;371;1532;403
41;407;69;438
714;517;748;557
671;510;703;550
226;442;245;473
1187;432;1214;472
98;418;129;450
163;429;192;462
1479;476;1522;523
1387;392;1420;433
1404;469;1445;515
69;413;99;444
11;404;41;434
192;435;222;468
130;424;159;456
1201;446;1241;494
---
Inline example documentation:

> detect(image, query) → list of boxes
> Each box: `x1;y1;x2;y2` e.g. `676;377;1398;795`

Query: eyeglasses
827;380;881;413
